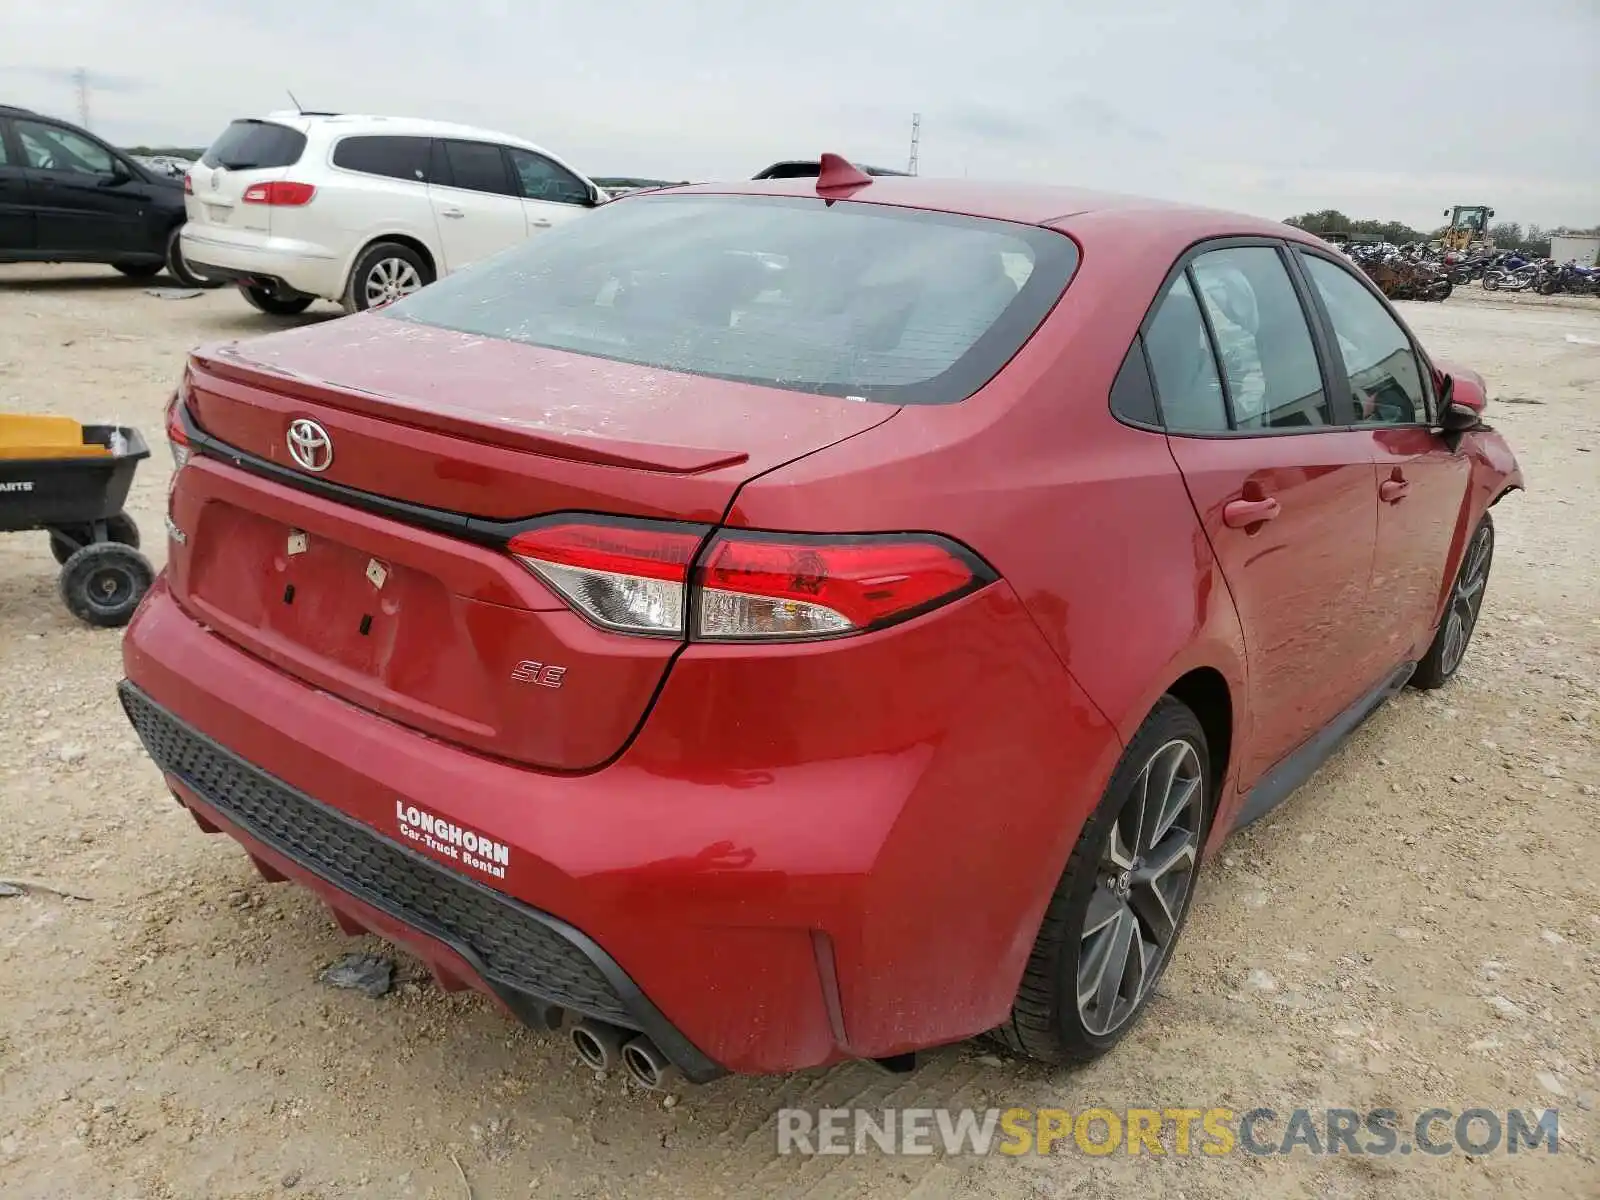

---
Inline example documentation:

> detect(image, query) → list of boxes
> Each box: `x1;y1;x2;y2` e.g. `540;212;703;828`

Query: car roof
252;111;590;178
638;175;1308;242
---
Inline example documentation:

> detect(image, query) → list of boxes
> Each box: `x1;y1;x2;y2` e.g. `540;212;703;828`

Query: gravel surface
1;269;1596;1199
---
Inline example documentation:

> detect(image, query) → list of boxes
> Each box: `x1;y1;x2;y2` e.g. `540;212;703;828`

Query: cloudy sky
4;0;1596;230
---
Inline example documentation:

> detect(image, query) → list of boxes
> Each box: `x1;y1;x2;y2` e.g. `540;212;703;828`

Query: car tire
239;284;315;316
48;512;141;566
165;227;223;289
1410;514;1494;690
343;241;432;313
57;541;154;629
992;696;1212;1065
114;262;163;280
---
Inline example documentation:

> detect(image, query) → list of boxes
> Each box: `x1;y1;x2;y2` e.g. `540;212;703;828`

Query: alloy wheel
1077;738;1204;1037
364;258;423;308
1440;523;1493;677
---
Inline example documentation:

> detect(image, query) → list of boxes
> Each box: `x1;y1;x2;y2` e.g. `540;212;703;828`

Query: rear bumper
121;576;1120;1074
120;682;721;1081
179;227;344;299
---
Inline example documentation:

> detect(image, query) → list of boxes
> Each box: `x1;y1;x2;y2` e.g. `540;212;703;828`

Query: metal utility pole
73;67;90;129
908;112;921;176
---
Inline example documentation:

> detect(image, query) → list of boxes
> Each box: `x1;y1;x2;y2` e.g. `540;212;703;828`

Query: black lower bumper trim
117;681;723;1082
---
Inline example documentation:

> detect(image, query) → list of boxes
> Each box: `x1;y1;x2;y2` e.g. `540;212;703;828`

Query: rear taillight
696;533;985;640
508;521;706;637
165;377;192;471
241;181;316;206
507;519;992;642
183;172;193;195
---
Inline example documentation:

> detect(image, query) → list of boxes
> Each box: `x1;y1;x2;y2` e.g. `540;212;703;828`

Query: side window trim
427;139;451;189
1293;245;1436;428
496;145;519;197
1184;262;1237;428
1135;335;1164;428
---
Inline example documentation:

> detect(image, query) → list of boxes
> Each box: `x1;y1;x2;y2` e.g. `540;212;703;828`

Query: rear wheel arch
343;235;437;312
1165;667;1233;807
350;233;436;283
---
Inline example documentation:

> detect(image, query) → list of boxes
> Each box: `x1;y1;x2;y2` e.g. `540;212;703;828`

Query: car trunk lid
169;316;898;770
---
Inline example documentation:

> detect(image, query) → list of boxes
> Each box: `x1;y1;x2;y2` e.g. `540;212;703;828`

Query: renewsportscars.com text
776;1106;1562;1157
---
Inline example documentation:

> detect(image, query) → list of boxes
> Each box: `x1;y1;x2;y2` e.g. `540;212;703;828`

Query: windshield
381;194;1079;405
201;120;307;170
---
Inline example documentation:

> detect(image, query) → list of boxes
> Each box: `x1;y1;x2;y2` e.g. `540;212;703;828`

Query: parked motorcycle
1481;258;1547;292
1536;260;1600;296
1443;252;1494;284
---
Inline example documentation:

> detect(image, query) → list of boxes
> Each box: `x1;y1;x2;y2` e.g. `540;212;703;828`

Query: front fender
1469;425;1524;508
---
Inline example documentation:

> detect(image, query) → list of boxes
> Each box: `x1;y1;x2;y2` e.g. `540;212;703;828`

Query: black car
0;104;212;286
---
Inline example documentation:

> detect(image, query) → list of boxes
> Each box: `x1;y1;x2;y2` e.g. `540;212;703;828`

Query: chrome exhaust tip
570;1018;627;1073
620;1035;681;1091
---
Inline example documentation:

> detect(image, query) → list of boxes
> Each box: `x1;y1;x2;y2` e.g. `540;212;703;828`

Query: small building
1550;233;1600;266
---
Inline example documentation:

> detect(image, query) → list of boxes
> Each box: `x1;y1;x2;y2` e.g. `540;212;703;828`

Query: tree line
124;145;206;159
1284;209;1599;257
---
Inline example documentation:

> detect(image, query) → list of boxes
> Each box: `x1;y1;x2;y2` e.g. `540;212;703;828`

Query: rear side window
201;120;306;170
1190;246;1330;429
332;135;431;182
1109;337;1160;426
381;194;1080;405
1145;273;1228;432
439;140;514;196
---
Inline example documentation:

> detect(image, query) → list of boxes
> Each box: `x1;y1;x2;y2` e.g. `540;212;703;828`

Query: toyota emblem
286;418;334;473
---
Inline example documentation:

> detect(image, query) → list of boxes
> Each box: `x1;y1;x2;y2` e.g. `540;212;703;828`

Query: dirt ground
1;268;1596;1200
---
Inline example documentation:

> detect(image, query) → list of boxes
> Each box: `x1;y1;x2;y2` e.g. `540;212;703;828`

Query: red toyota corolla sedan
120;158;1522;1086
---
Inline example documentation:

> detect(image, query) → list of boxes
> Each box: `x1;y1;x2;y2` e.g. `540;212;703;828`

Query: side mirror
1441;402;1480;432
1435;374;1480;439
99;161;133;187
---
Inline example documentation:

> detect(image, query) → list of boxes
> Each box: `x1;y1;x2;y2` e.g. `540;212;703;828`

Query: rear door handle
440;208;465;219
530;218;551;228
1379;479;1410;503
1223;497;1281;528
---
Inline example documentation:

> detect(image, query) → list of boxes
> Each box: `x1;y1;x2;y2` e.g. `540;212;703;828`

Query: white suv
181;112;605;315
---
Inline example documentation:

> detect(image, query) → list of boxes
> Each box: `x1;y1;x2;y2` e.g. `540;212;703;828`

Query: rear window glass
381;194;1078;404
201;120;306;170
332;135;431;182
